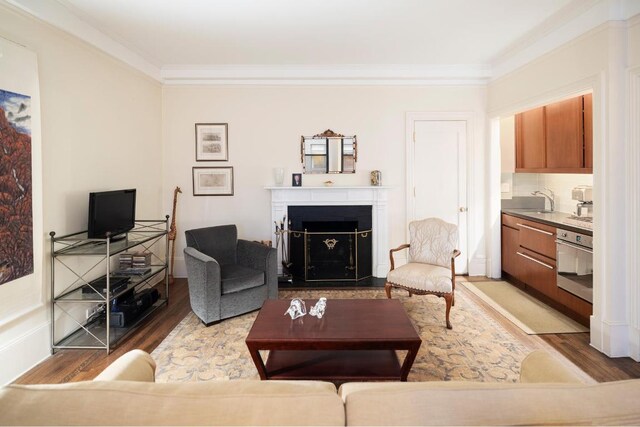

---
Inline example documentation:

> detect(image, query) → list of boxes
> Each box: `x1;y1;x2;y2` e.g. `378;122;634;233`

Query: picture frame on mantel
195;123;228;161
193;166;234;196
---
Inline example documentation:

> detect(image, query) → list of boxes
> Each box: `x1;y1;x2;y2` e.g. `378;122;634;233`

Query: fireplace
267;185;389;279
288;206;372;281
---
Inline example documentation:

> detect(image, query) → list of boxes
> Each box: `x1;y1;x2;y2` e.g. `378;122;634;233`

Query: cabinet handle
517;223;554;236
516;251;554;269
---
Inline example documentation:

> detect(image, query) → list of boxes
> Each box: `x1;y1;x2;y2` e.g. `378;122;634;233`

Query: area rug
460;281;588;335
152;287;592;383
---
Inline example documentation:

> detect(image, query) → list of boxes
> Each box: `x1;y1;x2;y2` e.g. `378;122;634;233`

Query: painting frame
192;166;234;196
195;123;228;161
292;173;302;187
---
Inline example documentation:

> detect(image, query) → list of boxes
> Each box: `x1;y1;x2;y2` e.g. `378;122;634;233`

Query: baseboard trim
590;316;630;357
468;256;487;276
0;321;51;385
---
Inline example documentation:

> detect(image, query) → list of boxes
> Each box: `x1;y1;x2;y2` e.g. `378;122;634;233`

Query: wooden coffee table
245;299;422;382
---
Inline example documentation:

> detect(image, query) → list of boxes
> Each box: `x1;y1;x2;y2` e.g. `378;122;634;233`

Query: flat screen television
87;189;136;239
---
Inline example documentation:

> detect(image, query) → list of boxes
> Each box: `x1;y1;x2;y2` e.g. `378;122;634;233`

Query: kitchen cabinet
516;218;556;259
515;107;545;170
545;97;584;169
501;212;592;326
584;94;593;169
501;213;521;279
514;94;592;173
517;247;557;298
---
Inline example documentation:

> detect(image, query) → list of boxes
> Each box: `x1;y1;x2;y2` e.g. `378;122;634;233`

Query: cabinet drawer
517;218;556;259
501;213;520;229
501;224;521;279
517;248;556;298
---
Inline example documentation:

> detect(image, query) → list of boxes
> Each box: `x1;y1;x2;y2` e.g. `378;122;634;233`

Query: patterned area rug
152;286;588;383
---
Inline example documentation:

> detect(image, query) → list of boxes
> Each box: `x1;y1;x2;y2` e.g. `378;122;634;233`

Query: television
87;189;136;239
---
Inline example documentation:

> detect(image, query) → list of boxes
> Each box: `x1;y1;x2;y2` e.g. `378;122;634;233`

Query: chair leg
384;282;392;299
452;291;455;307
444;294;453;329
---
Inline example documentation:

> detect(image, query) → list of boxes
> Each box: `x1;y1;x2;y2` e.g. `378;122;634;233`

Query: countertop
502;208;593;236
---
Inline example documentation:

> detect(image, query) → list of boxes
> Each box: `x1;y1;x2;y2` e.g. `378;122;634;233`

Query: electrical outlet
85;304;104;320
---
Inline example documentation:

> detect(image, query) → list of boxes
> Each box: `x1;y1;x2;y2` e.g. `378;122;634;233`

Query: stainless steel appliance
556;228;593;303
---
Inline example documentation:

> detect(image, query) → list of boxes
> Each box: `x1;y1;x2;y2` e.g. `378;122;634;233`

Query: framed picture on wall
193;167;234;196
292;173;302;187
195;123;228;161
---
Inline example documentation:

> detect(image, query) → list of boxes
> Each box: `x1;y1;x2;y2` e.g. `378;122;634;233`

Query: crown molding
5;0;162;80
160;64;491;86
491;0;640;80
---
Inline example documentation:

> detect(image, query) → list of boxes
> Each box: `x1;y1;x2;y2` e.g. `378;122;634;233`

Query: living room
1;0;640;423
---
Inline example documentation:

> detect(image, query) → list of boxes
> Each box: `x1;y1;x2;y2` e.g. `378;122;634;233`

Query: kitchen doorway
406;115;468;274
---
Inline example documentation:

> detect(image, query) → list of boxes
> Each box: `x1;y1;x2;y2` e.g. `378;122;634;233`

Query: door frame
406;112;474;273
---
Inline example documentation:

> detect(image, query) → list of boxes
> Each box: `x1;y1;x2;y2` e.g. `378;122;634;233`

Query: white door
411;120;467;273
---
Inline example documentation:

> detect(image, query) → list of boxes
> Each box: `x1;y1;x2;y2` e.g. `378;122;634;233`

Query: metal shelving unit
50;217;169;353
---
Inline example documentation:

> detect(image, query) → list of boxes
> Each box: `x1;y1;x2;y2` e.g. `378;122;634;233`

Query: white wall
488;20;637;358
163;85;487;278
503;173;594;214
0;3;162;384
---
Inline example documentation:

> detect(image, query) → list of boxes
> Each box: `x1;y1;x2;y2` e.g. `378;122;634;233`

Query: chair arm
450;249;461;277
389;244;410;271
237;240;278;299
184;246;222;313
93;350;156;382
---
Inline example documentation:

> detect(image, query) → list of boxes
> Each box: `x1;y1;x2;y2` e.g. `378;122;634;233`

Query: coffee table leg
400;342;421;381
246;343;268;380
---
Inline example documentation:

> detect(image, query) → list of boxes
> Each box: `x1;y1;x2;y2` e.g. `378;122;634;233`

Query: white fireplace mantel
266;186;390;278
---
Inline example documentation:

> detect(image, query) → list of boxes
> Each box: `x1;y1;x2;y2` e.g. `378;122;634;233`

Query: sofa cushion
221;264;264;294
0;380;344;426
340;380;640;426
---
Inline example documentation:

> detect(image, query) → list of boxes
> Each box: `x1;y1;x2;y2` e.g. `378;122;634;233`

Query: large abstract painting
0;89;33;285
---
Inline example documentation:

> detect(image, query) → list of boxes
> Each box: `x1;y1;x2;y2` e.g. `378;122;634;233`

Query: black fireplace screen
288;228;372;281
287;205;373;282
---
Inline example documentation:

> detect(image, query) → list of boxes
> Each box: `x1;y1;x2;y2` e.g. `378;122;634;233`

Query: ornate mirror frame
301;129;357;174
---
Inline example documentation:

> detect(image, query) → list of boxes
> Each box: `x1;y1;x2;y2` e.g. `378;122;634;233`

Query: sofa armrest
93;350;156;382
519;350;587;383
237;239;278;299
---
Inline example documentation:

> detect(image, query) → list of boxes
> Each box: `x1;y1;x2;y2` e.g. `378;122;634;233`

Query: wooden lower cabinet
517;248;557;299
501;213;591;325
501;225;520;278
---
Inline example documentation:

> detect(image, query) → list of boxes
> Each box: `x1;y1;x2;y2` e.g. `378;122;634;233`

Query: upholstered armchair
385;218;460;329
184;225;277;325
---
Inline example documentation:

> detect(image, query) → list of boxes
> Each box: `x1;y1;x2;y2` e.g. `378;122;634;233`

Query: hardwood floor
13;277;640;384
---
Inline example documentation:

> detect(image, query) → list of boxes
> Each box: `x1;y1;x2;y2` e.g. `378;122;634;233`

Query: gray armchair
184;225;277;325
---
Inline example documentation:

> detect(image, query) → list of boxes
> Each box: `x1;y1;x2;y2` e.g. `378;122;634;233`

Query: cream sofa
1;349;639;426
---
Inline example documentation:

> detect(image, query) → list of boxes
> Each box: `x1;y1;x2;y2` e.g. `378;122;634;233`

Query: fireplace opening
288;206;372;282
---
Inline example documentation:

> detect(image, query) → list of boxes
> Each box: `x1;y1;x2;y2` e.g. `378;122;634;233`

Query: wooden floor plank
12;277;640;385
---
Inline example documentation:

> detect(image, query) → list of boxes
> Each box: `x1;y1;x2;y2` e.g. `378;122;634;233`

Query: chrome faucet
531;188;555;212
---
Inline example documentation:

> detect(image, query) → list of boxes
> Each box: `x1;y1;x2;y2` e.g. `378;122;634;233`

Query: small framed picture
193;167;234;196
292;173;302;187
195;123;228;161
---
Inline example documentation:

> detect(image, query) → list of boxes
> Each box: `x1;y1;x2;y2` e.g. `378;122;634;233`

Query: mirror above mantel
301;129;357;174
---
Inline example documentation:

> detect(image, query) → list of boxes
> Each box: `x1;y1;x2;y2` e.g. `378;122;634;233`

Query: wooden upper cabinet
515;107;545;170
514;94;593;173
583;94;593;169
545;97;583;169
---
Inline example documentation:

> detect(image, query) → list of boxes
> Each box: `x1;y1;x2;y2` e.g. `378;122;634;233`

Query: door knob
459;207;468;212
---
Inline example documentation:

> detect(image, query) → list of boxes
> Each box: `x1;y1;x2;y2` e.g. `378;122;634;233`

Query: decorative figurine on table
309;297;327;319
284;298;306;319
